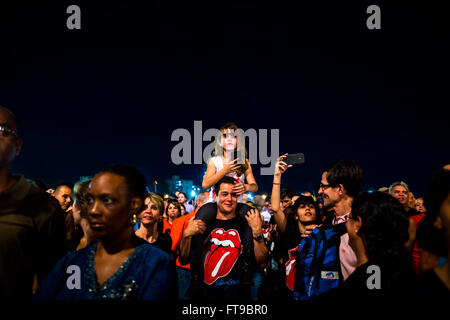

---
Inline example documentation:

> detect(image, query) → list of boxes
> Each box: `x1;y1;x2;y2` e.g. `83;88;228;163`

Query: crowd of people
1;108;449;301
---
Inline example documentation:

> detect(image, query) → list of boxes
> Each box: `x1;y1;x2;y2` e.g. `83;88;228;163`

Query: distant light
262;194;267;200
164;194;169;199
191;190;196;197
247;193;253;201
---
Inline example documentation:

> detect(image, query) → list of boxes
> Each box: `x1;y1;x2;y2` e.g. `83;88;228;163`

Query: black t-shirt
153;231;173;256
190;216;256;301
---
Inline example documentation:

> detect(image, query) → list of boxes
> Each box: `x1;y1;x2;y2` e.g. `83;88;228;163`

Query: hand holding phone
284;153;305;165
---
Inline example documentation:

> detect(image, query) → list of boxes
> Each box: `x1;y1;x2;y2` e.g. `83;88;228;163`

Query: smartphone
285;153;305;165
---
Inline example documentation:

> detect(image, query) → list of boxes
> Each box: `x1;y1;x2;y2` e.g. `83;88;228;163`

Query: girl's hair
212;122;249;175
351;192;411;287
165;199;182;218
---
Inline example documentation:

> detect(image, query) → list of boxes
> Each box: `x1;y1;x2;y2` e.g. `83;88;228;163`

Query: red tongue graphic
204;228;243;285
285;244;300;291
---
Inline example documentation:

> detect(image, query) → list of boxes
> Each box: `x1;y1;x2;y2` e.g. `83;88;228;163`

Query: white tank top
207;156;246;203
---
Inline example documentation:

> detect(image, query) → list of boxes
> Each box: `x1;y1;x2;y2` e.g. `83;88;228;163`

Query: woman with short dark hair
164;199;182;234
34;165;176;300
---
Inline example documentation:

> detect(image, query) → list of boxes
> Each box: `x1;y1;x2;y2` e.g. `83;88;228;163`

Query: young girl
202;122;258;203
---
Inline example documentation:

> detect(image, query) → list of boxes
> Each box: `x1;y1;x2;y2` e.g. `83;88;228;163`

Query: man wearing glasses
317;160;363;281
0;106;66;298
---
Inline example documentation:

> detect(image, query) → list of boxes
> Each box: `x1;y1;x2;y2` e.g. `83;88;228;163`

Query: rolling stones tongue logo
204;228;243;285
285;244;300;291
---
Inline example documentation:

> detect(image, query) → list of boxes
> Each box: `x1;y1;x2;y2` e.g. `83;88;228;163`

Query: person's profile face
318;172;339;208
54;185;73;210
86;173;133;240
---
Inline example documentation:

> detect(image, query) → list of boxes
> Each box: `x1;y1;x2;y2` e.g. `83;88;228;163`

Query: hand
223;158;241;174
301;224;319;238
232;182;246;195
183;217;206;238
274;154;292;176
245;209;263;236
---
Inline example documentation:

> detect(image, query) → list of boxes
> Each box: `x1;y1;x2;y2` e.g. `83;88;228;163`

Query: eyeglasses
0;124;17;138
319;183;332;190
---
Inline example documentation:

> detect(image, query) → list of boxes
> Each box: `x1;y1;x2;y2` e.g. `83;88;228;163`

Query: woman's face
139;198;161;226
87;173;140;240
221;129;237;152
296;202;316;223
167;203;180;219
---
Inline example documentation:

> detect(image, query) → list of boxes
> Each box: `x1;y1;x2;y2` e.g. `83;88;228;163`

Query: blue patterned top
33;240;176;300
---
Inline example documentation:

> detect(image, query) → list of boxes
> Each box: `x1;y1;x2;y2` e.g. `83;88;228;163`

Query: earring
130;214;137;225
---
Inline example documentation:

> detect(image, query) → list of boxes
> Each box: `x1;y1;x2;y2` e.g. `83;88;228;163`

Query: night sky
1;1;448;197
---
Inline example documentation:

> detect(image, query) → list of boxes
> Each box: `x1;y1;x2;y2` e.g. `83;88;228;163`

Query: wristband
273;182;281;185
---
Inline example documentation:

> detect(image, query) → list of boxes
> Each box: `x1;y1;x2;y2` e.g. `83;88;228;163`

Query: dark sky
1;1;448;196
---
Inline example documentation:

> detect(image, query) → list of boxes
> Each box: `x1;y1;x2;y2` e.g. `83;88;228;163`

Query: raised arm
243;161;258;193
271;154;292;234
